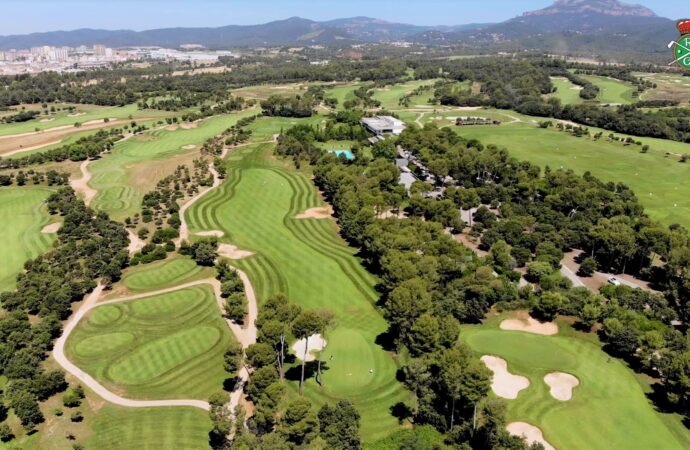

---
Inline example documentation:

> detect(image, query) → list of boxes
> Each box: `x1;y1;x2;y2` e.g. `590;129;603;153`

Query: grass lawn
121;256;215;293
371;79;439;110
324;83;365;110
462;313;689;450
86;406;211;450
547;77;584;105
66;284;232;400
440;113;690;229
89;108;258;221
0;187;56;293
581;75;636;104
185;135;411;442
0;103;171;137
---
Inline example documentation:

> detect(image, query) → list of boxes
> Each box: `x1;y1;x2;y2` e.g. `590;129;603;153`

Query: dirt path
561;250;657;293
52;272;258;412
126;229;146;255
415;112;426;127
69;159;98;206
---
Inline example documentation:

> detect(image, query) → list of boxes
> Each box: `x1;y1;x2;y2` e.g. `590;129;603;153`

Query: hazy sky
0;0;683;34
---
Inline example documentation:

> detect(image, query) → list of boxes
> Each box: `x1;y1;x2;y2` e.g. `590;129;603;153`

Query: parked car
608;277;621;286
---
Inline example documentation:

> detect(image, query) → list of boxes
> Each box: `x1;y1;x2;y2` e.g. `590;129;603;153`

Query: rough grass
122;256;214;292
462;314;690;450
443;112;690;229
66;285;232;400
186;138;411;442
89;108;258;221
637;72;690;105
0;187;56;293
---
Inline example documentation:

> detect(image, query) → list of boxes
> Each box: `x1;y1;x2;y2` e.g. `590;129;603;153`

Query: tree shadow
390;402;414;424
285;360;321;382
375;326;398;352
223;376;240;392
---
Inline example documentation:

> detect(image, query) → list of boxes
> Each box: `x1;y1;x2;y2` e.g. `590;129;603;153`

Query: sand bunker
292;334;327;362
180;122;198;129
500;315;558;335
481;355;529;399
295;206;333;220
217;244;254;260
41;222;61;233
68;112;86;117
544;372;579;401
507;422;555;450
40;118;54;123
195;230;225;237
181;144;197;150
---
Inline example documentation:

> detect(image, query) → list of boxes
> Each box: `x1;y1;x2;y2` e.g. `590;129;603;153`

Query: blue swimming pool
328;150;355;160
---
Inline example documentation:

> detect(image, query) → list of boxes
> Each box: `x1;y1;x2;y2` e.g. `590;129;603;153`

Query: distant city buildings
0;44;239;75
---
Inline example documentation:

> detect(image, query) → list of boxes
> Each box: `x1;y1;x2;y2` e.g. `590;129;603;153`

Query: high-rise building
93;45;106;56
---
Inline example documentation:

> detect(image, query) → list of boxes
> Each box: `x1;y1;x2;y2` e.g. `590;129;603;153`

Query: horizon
0;0;682;35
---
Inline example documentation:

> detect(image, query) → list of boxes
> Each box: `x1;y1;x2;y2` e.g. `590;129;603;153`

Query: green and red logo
670;20;690;68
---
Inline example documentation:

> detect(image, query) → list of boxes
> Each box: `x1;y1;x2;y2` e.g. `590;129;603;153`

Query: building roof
361;116;406;134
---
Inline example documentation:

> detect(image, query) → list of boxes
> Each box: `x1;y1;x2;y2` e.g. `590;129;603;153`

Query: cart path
52;271;258;411
70;159;98;206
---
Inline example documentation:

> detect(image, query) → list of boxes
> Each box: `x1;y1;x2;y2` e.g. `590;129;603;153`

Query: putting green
0;187;56;293
122;257;214;292
462;315;689;450
66;285;232;400
89;109;258;221
185;138;411;442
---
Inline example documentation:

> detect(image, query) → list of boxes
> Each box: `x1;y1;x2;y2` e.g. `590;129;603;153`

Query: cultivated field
186;138;411;442
0;187;56;293
89;109;258;221
463;313;689;450
66;284;233;400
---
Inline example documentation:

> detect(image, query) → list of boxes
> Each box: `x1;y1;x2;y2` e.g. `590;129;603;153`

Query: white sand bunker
292;334;327;362
507;422;555;450
217;244;254;260
500;315;558;335
181;144;196;150
295;206;333;219
40;118;54;123
195;230;224;237
544;372;579;401
481;355;529;399
41;222;61;233
68;112;86;117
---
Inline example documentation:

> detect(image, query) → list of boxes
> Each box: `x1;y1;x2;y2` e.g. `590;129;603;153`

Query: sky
0;0;683;35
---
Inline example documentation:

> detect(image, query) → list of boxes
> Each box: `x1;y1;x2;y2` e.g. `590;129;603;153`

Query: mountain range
0;0;678;59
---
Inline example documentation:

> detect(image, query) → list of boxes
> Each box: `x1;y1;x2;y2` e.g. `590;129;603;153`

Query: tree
0;423;13;442
10;392;44;430
246;343;276;370
192;240;218;266
318;400;361;449
292;311;324;395
578;257;597;277
531;292;565;321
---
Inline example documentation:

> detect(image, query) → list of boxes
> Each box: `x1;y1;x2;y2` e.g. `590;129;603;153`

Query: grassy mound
66;285;232;400
186;139;411;442
463;315;689;450
0;187;56;293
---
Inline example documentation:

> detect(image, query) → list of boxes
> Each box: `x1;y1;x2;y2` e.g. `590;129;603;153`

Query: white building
361;116;406;136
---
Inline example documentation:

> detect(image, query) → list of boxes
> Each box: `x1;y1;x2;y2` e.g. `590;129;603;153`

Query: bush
0;423;13;442
578;257;597;277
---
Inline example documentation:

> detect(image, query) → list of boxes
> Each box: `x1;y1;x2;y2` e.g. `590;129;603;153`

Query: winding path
70;159;98;207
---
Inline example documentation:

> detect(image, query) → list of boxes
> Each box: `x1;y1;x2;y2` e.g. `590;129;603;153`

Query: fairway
442;114;690;229
0;187;56;293
122;257;214;292
89;109;258;220
186;138;411;442
462;315;689;450
371;79;438;109
86;406;211;450
547;77;584;105
66;285;233;400
581;75;636;104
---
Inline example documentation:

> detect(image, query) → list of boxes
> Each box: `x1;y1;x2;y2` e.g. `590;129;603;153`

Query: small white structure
361;116;406;136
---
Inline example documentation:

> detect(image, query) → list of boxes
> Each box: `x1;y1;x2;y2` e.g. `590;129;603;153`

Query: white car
608;277;621;286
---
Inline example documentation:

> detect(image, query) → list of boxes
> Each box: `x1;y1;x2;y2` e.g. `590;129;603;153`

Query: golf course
0;187;57;293
463;313;690;450
185;138;411;442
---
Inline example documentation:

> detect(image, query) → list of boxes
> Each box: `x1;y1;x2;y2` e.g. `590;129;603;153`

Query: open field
547;77;584;105
186;138;411;442
121;257;215;293
581;75;636;104
89;108;258;221
637;72;690;105
0;187;56;293
371;79;438;110
462;313;689;450
429;109;690;229
66;284;232;400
